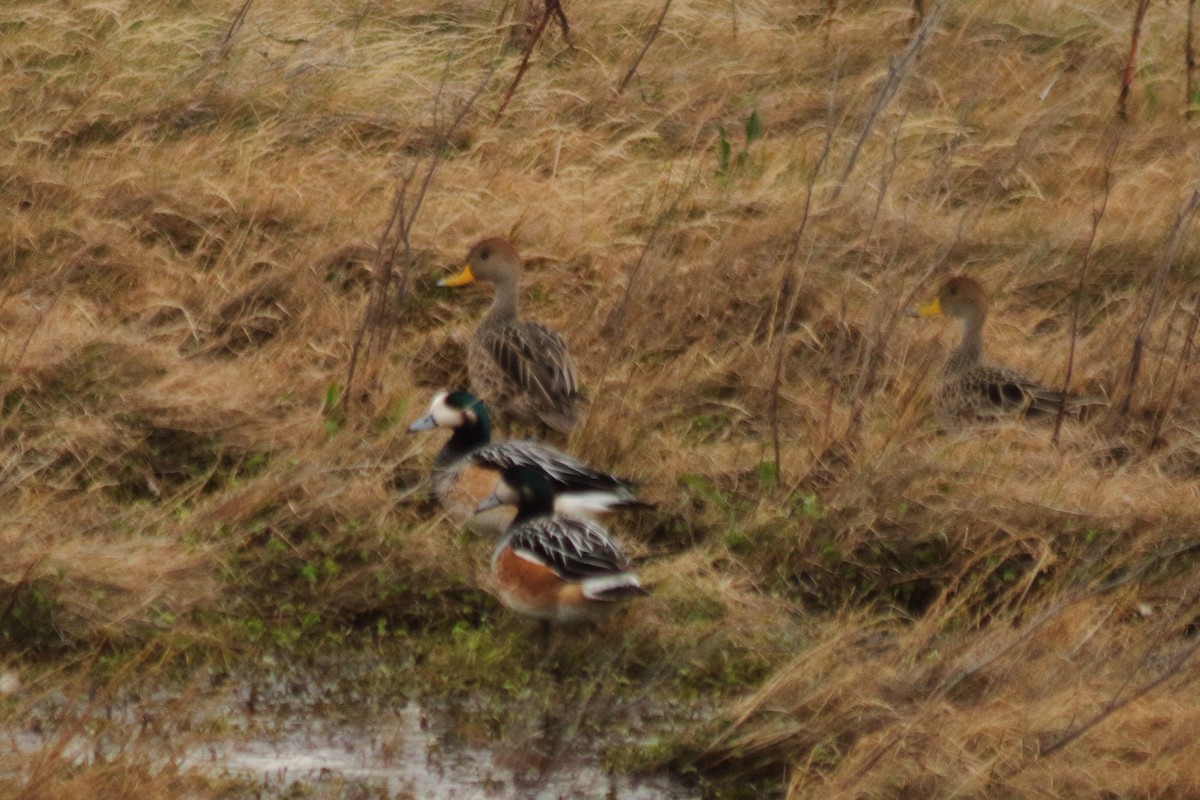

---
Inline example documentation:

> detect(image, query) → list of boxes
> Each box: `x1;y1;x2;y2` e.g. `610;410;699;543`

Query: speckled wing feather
955;364;1085;416
472;440;630;494
481;321;580;407
958;365;1042;412
508;516;631;581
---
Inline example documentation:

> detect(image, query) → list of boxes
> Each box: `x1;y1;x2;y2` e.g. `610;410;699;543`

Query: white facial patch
429;392;465;428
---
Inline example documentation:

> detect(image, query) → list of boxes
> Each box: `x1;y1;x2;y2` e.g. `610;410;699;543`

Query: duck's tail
582;573;652;601
555;491;656;518
1027;387;1109;418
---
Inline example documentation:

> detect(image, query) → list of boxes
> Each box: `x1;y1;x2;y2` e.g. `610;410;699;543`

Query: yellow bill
911;296;942;317
438;264;475;288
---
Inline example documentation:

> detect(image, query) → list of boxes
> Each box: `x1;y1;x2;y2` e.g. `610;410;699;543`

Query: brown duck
439;238;583;433
909;276;1104;426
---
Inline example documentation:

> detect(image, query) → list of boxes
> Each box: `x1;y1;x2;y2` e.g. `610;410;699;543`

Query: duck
908;275;1105;426
475;466;649;624
438;238;583;434
407;390;651;534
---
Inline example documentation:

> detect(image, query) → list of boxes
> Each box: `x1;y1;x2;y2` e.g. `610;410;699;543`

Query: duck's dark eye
949;285;958;296
480;249;490;260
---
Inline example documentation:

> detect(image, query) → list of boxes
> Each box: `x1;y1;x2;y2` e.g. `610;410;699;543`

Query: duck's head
908;275;989;320
438;237;522;288
407;390;491;436
475;466;555;519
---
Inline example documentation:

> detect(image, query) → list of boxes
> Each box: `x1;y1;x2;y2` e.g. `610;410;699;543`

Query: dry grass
4;0;1200;796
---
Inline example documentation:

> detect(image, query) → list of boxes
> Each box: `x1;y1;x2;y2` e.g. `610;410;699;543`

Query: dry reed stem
912;0;926;29
1189;0;1198;118
617;0;675;94
584;168;700;441
1118;0;1153;119
1121;189;1200;417
832;0;947;201
844;118;915;437
1148;299;1200;444
344;71;490;415
495;1;564;122
768;83;837;479
1053;134;1118;445
219;0;255;57
1036;621;1200;759
823;0;838;51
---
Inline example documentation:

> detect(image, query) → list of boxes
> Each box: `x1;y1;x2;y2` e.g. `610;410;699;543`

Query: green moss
0;579;65;648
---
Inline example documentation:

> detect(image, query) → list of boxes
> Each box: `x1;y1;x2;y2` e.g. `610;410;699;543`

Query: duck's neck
512;494;554;526
482;278;519;327
947;308;985;372
436;417;491;466
493;488;554;569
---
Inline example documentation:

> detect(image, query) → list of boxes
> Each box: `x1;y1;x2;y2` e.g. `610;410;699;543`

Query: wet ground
184;702;694;798
6;660;699;799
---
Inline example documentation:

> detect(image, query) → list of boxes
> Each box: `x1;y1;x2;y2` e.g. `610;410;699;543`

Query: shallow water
184;701;694;799
7;666;699;799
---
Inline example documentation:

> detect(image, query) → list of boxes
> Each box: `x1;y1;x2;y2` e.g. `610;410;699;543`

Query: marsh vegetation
3;0;1200;797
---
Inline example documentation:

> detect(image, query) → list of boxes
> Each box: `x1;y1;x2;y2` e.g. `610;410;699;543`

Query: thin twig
1188;0;1198;119
768;69;838;480
1037;635;1200;757
583;170;699;439
495;0;514;30
219;0;255;60
869;108;908;228
1121;190;1200;416
835;541;1200;794
847;241;903;431
911;0;926;30
768;265;801;478
1053;136;1118;445
1148;299;1200;444
837;113;911;437
548;0;570;39
495;1;560;122
10;259;79;373
185;0;255;77
343;70;491;417
224;0;254;45
604;164;703;343
832;0;946;200
819;293;850;440
617;0;674;94
1118;0;1152;119
823;0;838;51
942;541;1200;699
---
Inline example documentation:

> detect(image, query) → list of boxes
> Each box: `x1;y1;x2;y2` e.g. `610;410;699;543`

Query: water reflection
7;668;698;800
188;701;692;799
